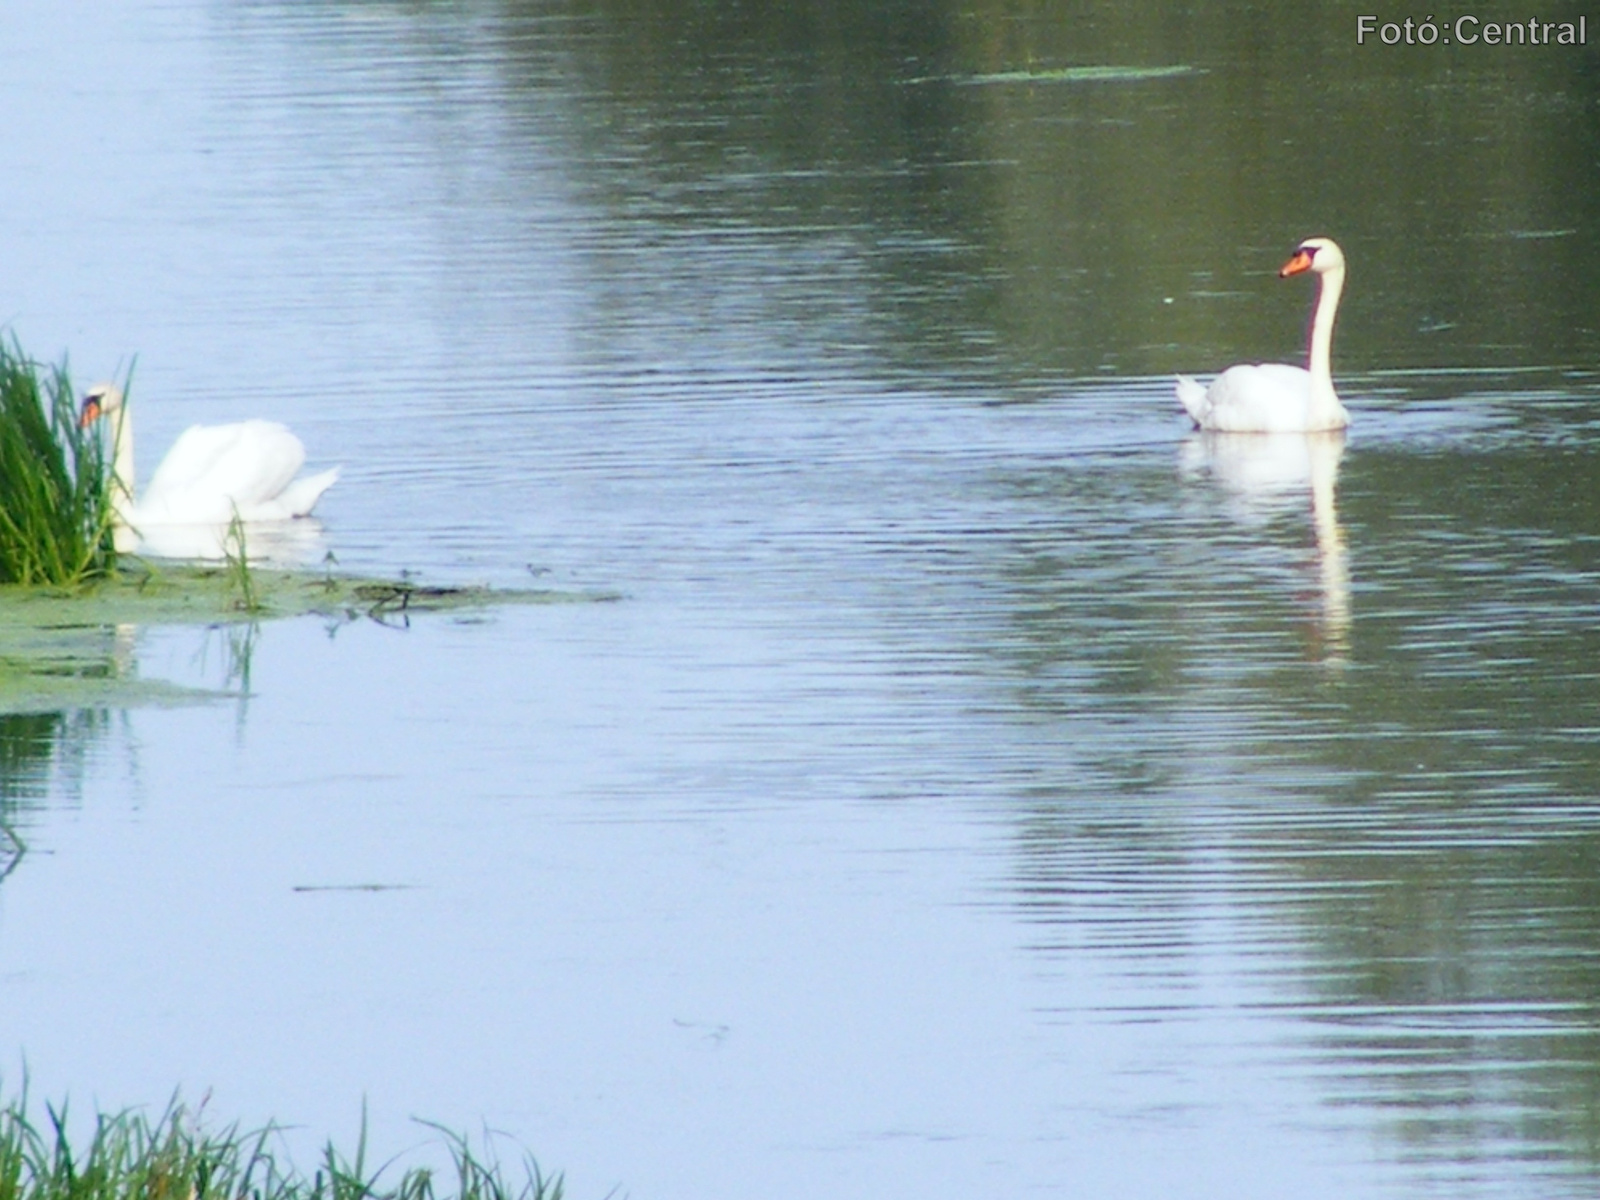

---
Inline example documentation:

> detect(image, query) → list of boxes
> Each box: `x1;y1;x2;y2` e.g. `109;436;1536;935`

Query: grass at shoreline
0;338;117;587
0;1093;565;1200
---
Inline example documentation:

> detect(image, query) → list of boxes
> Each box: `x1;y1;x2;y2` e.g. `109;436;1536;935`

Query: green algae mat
0;563;614;714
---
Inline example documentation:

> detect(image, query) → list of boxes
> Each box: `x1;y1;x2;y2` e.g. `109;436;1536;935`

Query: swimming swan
1176;237;1350;433
79;384;339;550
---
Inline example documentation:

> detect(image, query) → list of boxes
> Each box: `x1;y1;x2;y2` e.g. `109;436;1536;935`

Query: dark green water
1;2;1597;1196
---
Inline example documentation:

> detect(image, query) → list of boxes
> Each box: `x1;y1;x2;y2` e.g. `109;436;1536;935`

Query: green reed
222;509;261;614
0;337;117;586
0;1093;565;1200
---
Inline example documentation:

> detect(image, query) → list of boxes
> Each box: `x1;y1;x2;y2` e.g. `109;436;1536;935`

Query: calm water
2;2;1599;1197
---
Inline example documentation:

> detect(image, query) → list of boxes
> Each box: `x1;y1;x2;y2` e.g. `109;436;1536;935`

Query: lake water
2;2;1599;1198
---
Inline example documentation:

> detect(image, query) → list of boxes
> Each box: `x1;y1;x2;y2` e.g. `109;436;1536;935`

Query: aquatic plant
0;1092;565;1200
0;337;117;586
223;510;262;614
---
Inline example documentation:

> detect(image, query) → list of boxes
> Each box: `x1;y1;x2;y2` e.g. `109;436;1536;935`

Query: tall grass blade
0;336;119;586
223;509;261;613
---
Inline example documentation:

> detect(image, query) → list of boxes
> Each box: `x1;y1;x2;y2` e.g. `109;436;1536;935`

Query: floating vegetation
0;337;118;587
904;64;1198;86
0;564;618;715
0;1091;566;1200
1507;228;1577;240
965;64;1198;85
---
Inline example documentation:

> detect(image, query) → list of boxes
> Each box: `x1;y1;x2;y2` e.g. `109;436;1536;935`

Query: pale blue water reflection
2;2;1599;1199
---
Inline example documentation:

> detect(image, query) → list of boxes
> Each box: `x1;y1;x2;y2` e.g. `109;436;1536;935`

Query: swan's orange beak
78;397;103;428
1279;249;1314;278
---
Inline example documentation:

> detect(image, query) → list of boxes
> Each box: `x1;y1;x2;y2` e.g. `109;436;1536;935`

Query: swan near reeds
79;384;338;552
1176;237;1351;433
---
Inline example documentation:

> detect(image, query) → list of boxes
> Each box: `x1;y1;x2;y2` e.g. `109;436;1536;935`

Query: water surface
1;3;1598;1198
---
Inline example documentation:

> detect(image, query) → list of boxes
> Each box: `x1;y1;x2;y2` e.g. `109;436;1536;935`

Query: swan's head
78;383;125;427
1280;237;1344;279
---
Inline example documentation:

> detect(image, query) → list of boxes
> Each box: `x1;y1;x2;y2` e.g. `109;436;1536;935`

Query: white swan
80;384;339;552
1176;237;1350;433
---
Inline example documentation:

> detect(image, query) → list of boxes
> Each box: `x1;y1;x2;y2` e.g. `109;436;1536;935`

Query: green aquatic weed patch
0;564;616;714
0;1091;565;1200
1;562;611;626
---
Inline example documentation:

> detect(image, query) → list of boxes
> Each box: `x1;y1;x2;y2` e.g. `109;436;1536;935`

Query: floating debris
906;64;1199;86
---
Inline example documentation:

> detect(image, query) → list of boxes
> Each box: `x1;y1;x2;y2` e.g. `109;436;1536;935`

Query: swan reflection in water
124;515;330;564
1180;430;1350;661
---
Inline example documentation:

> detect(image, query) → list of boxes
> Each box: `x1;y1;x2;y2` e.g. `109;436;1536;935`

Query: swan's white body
136;419;337;524
1177;237;1350;433
81;386;338;552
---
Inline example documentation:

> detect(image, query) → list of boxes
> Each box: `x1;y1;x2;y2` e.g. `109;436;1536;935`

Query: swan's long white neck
1306;264;1345;421
108;402;136;517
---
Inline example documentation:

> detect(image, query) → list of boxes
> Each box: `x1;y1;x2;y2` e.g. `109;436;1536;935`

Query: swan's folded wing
208;420;307;510
1175;375;1209;424
143;424;246;499
1198;364;1315;433
141;420;307;523
274;465;340;518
